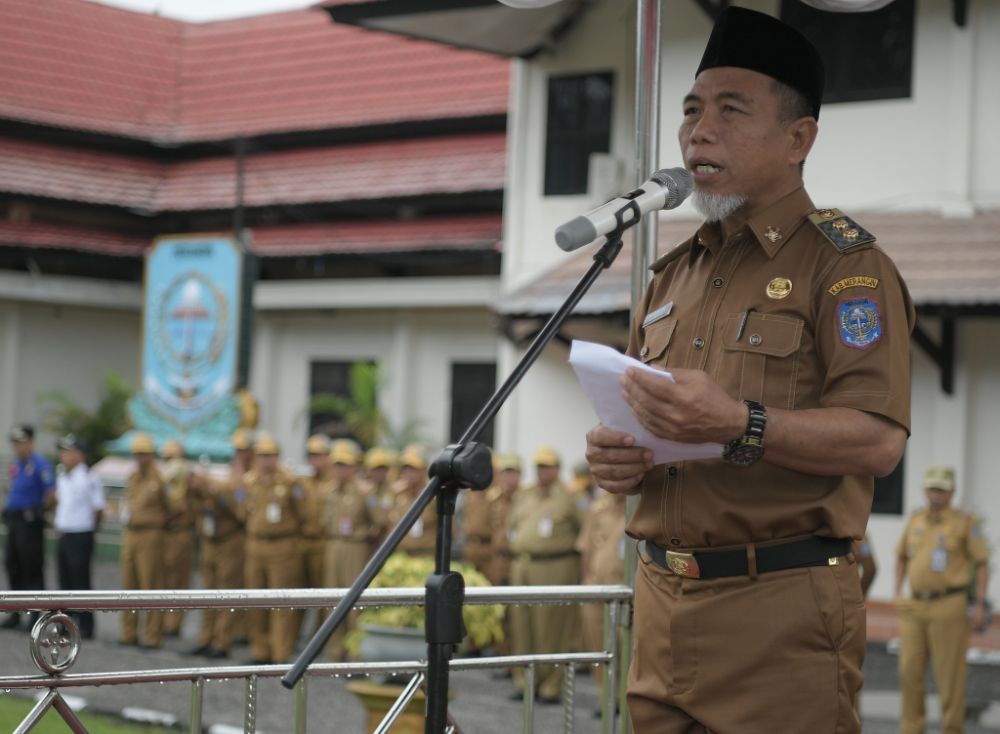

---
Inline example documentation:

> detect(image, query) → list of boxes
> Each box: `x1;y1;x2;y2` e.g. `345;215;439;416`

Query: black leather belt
912;586;967;601
642;536;851;580
521;550;578;562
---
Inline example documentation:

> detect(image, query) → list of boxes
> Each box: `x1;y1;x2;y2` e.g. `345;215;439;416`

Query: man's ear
787;116;819;167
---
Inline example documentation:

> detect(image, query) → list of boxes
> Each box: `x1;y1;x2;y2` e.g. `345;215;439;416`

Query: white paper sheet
568;340;723;464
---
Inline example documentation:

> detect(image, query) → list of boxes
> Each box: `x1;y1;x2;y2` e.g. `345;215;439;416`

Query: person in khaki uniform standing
487;453;522;589
189;430;252;659
895;466;990;734
242;433;306;664
575;490;627;699
509;447;584;704
458;480;494;577
299;435;334;600
390;446;437;558
584;9;915;732
160;439;196;637
119;433;170;648
324;439;381;660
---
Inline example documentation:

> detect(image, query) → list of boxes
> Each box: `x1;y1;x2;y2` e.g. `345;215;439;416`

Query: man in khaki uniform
458;480;494;577
509;447;584;704
119;433;170;648
895;466;990;734
390;446;437;558
243;433;306;664
487;453;522;589
584;9;914;732
189;429;252;658
363;447;396;545
576;490;627;698
324;439;381;660
300;435;334;597
160;439;195;637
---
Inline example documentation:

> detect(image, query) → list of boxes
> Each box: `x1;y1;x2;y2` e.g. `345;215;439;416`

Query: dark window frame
450;362;497;446
544;71;615;196
781;0;915;105
308;359;376;442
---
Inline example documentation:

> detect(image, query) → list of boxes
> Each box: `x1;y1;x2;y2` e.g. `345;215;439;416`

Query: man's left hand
622;366;747;445
972;601;990;633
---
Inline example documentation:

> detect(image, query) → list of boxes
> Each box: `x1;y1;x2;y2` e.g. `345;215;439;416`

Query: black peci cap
696;7;825;119
57;434;88;453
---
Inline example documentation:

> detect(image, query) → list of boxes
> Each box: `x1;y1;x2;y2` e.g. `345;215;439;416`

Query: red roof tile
0;132;505;209
0;213;501;258
0;0;509;143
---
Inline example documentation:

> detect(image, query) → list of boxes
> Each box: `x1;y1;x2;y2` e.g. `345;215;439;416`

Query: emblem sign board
142;236;242;428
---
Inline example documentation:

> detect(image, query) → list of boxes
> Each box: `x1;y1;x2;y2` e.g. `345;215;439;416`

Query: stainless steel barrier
0;585;633;734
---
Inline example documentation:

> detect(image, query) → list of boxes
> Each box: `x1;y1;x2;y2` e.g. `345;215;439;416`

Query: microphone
554;167;693;252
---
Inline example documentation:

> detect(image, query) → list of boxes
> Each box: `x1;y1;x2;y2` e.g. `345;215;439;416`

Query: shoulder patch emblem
809;209;876;252
828;276;879;295
838;298;882;350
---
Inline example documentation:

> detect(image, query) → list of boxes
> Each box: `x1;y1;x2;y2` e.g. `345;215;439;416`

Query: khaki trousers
324;538;373;660
898;593;970;734
162;528;194;634
628;553;864;734
245;536;305;663
196;532;245;651
120;528;164;646
509;554;581;699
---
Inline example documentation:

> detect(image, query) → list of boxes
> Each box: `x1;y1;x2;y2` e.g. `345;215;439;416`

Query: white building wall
0;298;140;458
249;307;498;462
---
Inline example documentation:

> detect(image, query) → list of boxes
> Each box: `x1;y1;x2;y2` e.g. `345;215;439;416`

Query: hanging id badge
411;519;424;538
931;535;948;572
266;503;282;524
538;514;553;539
203;514;216;537
339;517;353;536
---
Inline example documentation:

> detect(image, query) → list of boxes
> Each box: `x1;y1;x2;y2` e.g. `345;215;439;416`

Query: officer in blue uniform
3;424;56;629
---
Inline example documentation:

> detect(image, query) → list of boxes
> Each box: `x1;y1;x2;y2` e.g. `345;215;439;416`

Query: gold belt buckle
665;550;700;579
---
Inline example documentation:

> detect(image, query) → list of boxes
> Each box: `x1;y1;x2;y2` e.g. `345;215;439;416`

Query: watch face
724;441;764;467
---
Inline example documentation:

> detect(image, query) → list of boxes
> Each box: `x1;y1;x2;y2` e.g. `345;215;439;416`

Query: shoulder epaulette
808;208;876;253
650;241;693;273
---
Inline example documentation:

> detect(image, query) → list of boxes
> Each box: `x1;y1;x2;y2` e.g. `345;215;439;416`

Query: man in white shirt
54;435;105;639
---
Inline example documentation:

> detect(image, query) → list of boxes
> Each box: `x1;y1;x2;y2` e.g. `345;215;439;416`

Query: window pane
309;360;375;443
781;0;914;104
544;72;614;196
450;362;497;447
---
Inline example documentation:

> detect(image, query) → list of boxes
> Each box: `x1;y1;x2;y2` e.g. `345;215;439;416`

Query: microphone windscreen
649;167;693;209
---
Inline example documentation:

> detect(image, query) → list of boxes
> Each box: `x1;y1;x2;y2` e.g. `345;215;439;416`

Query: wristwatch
722;400;767;467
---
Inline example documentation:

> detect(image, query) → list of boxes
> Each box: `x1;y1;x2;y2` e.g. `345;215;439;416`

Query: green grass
0;695;176;733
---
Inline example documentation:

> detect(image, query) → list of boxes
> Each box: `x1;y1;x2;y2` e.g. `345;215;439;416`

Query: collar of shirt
689;186;815;263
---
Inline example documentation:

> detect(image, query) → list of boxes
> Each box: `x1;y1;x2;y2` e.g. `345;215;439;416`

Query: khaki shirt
576;494;627;584
461;491;493;542
896;507;989;594
299;471;334;539
627;187;915;549
509;482;585;557
163;459;196;531
198;465;247;540
389;482;438;556
324;478;380;543
244;468;304;539
123;467;169;529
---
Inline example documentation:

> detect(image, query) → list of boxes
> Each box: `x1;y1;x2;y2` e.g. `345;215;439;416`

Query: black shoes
537;695;561;706
187;644;211;656
204;647;229;659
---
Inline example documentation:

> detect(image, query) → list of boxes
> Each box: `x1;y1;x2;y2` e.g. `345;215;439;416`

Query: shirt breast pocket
638;319;676;365
721;312;803;408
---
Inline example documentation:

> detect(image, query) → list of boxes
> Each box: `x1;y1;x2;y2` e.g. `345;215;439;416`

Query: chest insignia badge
766;277;793;300
837;298;882;350
763;226;782;243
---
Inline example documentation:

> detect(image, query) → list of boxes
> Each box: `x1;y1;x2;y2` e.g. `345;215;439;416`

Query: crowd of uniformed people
2;421;991;716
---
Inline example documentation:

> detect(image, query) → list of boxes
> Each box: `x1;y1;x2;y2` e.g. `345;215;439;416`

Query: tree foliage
37;372;132;462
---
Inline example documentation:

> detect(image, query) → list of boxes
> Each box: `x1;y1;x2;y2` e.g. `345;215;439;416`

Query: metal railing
0;585;633;734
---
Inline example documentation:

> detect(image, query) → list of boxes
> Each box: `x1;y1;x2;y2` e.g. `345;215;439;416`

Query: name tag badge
203;515;216;537
266;503;281;524
411;519;424;538
642;301;674;329
119;505;130;523
931;547;948;573
339;517;354;536
538;516;553;538
618;538;626;560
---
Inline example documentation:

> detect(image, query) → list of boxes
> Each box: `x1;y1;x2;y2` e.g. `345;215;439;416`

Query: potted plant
345;552;505;732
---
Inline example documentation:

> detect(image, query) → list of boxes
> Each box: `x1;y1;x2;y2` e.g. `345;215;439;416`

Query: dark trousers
4;510;46;593
57;531;95;637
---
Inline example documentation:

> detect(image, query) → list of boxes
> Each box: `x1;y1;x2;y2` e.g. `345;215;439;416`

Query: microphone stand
283;231;627;733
